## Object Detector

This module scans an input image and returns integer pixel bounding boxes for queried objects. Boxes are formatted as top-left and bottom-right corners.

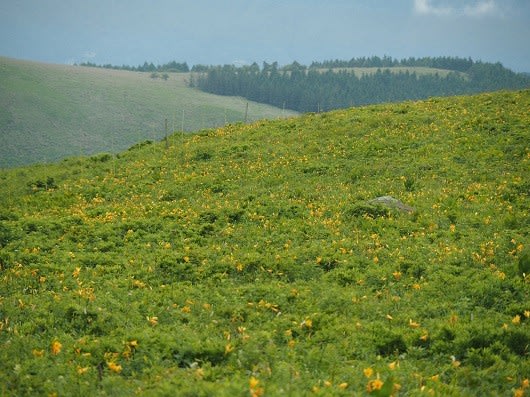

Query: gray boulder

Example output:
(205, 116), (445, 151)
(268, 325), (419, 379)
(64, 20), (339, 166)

(367, 196), (415, 213)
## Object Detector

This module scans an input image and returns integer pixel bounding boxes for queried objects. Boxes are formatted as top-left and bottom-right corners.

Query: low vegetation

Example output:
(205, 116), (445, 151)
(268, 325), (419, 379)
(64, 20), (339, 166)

(0, 90), (528, 396)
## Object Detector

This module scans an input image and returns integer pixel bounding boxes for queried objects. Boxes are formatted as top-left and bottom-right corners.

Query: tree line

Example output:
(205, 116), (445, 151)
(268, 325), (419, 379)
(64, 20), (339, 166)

(191, 56), (530, 112)
(78, 60), (189, 73)
(309, 55), (475, 72)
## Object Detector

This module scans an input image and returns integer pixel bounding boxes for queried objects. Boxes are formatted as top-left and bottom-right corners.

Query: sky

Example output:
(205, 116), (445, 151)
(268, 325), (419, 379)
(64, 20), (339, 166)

(1, 0), (529, 72)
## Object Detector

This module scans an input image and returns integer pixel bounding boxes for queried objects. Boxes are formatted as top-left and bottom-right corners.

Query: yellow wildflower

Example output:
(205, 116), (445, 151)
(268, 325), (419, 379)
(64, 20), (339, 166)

(363, 367), (374, 378)
(249, 376), (260, 389)
(132, 279), (146, 288)
(250, 387), (264, 397)
(409, 319), (420, 328)
(32, 349), (45, 357)
(51, 341), (62, 355)
(77, 366), (89, 375)
(366, 378), (384, 392)
(107, 361), (122, 373)
(512, 315), (521, 325)
(249, 376), (264, 397)
(195, 367), (204, 379)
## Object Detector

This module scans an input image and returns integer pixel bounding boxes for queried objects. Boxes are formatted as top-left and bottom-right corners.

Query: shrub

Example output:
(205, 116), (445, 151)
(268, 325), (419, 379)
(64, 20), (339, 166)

(27, 176), (57, 192)
(344, 203), (389, 219)
(90, 153), (112, 162)
(517, 246), (530, 276)
(0, 223), (14, 248)
(376, 331), (407, 356)
(504, 330), (530, 356)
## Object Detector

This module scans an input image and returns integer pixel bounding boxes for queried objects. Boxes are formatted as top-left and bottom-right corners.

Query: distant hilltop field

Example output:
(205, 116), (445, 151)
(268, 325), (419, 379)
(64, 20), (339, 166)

(0, 57), (297, 168)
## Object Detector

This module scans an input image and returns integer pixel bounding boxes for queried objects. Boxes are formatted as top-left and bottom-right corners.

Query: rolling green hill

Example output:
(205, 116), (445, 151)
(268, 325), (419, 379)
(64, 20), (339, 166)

(0, 57), (297, 168)
(0, 90), (529, 396)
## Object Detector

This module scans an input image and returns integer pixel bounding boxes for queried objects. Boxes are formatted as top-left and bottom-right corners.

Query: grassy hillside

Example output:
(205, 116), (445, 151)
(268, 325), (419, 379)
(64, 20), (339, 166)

(0, 90), (529, 396)
(0, 57), (297, 168)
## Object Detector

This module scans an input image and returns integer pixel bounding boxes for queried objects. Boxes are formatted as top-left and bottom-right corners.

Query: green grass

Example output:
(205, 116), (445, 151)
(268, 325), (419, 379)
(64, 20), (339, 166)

(313, 66), (467, 78)
(0, 57), (297, 168)
(0, 90), (528, 396)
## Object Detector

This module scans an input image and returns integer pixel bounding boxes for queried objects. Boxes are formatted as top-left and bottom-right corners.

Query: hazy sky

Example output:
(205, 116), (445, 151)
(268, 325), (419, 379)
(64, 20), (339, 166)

(1, 0), (529, 72)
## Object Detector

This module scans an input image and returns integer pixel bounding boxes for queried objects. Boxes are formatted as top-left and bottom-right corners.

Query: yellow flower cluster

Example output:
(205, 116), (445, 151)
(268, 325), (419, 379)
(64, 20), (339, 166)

(249, 377), (264, 397)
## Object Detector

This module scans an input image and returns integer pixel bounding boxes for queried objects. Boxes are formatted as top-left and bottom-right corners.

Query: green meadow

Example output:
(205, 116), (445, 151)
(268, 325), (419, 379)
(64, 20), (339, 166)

(0, 90), (528, 396)
(314, 66), (467, 78)
(0, 57), (297, 168)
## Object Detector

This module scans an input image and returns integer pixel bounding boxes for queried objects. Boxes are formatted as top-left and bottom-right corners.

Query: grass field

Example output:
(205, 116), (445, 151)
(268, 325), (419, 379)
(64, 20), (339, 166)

(312, 66), (467, 78)
(0, 57), (297, 168)
(0, 89), (528, 396)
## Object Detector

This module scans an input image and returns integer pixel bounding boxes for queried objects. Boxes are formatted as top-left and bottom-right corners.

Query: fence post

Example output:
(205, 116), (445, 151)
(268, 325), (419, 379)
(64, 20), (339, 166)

(165, 118), (168, 149)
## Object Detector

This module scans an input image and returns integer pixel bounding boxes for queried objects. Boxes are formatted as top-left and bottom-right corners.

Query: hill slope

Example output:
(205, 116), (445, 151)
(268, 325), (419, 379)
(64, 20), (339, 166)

(0, 57), (297, 168)
(0, 90), (529, 396)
